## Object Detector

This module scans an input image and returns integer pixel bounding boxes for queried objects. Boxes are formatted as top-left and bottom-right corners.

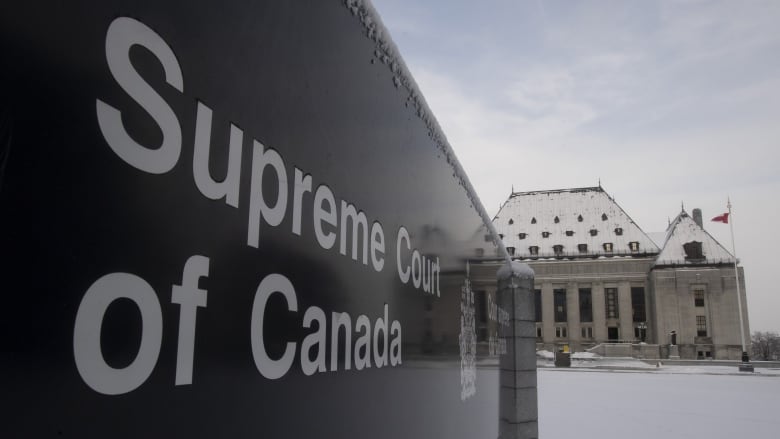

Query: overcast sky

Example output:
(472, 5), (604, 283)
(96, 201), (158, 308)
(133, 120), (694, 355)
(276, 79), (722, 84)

(371, 0), (780, 333)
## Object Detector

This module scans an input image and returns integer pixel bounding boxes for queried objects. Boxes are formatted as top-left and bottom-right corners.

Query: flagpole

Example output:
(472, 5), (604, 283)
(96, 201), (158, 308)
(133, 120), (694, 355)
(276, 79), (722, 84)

(727, 199), (751, 369)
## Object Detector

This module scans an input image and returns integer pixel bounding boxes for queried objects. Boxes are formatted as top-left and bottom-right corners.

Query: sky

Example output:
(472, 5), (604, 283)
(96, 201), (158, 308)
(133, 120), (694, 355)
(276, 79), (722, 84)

(371, 0), (780, 333)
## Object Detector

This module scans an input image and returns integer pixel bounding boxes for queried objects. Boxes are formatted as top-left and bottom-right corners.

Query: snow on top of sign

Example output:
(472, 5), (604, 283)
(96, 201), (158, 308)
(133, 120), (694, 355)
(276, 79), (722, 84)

(653, 211), (735, 266)
(497, 260), (534, 280)
(344, 0), (510, 262)
(493, 187), (660, 259)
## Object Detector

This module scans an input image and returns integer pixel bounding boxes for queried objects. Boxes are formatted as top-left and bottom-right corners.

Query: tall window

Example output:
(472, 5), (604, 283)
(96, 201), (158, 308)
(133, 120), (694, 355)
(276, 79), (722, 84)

(529, 246), (539, 256)
(694, 289), (705, 307)
(696, 316), (707, 336)
(534, 289), (542, 322)
(579, 288), (593, 323)
(506, 246), (515, 257)
(605, 288), (619, 318)
(554, 289), (567, 322)
(553, 245), (564, 256)
(631, 287), (646, 322)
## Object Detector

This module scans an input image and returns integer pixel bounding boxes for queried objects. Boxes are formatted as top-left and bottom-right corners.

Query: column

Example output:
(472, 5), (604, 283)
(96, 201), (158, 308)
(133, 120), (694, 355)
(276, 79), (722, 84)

(592, 282), (607, 342)
(618, 281), (633, 342)
(566, 282), (580, 351)
(541, 283), (554, 345)
(497, 262), (538, 439)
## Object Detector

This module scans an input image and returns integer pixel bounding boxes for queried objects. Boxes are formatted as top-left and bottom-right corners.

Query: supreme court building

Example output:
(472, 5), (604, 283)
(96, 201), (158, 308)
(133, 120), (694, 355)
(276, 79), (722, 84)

(468, 186), (749, 360)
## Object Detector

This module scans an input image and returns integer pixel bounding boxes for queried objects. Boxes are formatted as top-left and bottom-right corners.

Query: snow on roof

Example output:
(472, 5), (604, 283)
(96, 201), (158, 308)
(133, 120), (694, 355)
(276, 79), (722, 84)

(493, 187), (660, 259)
(654, 211), (736, 266)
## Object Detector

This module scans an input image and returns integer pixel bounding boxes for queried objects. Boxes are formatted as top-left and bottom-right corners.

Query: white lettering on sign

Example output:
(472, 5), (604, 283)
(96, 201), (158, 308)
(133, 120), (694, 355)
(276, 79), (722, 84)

(74, 256), (211, 395)
(73, 272), (163, 395)
(250, 273), (402, 379)
(75, 15), (468, 394)
(396, 226), (440, 296)
(96, 17), (183, 174)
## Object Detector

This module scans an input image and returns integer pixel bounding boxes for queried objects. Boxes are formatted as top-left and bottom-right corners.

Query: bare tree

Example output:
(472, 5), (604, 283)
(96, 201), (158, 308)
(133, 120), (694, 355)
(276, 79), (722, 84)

(751, 331), (780, 361)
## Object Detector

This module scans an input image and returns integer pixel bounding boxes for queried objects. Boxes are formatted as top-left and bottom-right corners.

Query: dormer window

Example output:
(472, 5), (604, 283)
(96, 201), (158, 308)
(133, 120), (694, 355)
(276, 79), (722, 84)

(506, 246), (516, 257)
(577, 215), (583, 222)
(601, 213), (608, 221)
(565, 230), (574, 237)
(531, 217), (537, 224)
(553, 245), (564, 256)
(589, 229), (598, 236)
(577, 244), (588, 253)
(508, 219), (514, 225)
(542, 231), (550, 238)
(529, 246), (539, 256)
(603, 242), (613, 252)
(683, 241), (704, 260)
(614, 227), (623, 236)
(518, 233), (527, 240)
(554, 216), (560, 224)
(628, 241), (639, 252)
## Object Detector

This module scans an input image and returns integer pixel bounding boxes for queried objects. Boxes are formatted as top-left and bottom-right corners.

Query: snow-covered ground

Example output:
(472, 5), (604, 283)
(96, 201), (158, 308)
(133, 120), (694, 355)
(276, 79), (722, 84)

(538, 366), (780, 438)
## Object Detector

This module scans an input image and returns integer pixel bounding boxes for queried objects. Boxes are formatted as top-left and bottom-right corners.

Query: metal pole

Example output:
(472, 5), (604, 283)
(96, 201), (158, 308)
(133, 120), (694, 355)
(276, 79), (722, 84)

(727, 199), (748, 359)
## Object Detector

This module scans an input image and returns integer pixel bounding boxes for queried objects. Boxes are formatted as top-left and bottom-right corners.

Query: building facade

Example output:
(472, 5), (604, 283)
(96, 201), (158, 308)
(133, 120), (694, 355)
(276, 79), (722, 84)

(469, 187), (749, 360)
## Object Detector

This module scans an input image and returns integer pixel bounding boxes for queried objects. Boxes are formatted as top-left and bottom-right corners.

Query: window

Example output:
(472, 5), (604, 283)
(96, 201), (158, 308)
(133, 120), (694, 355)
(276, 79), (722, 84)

(605, 288), (619, 318)
(498, 234), (504, 239)
(506, 246), (515, 256)
(475, 248), (485, 257)
(684, 241), (704, 260)
(696, 316), (707, 336)
(631, 287), (646, 322)
(529, 246), (539, 256)
(534, 289), (542, 322)
(628, 241), (639, 252)
(577, 215), (583, 222)
(614, 227), (623, 235)
(508, 218), (514, 225)
(579, 288), (593, 322)
(542, 231), (550, 238)
(581, 327), (593, 339)
(589, 229), (598, 236)
(694, 289), (705, 307)
(555, 326), (568, 338)
(554, 216), (560, 223)
(531, 217), (537, 224)
(577, 243), (588, 253)
(565, 230), (574, 236)
(554, 289), (567, 322)
(536, 327), (543, 338)
(603, 242), (613, 252)
(553, 245), (564, 256)
(518, 233), (527, 240)
(601, 213), (608, 221)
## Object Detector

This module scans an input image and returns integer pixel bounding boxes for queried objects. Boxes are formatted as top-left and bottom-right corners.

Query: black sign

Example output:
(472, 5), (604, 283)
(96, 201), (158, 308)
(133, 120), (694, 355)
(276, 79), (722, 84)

(0, 1), (502, 437)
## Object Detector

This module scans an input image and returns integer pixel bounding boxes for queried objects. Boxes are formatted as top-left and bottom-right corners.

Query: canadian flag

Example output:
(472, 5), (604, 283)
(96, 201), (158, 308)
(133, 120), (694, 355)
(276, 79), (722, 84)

(711, 213), (729, 223)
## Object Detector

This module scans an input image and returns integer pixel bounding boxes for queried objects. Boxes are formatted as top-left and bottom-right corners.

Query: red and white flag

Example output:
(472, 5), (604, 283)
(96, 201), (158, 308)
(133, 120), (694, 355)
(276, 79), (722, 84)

(711, 212), (729, 223)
